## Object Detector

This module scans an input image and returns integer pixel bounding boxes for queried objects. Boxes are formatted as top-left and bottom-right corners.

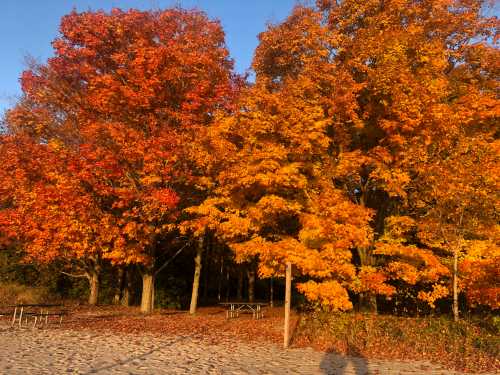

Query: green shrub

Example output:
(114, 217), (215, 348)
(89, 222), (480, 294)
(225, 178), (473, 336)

(154, 288), (182, 309)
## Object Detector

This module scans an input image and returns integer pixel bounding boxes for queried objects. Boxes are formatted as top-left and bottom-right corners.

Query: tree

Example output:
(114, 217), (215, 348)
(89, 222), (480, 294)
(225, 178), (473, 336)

(243, 0), (498, 311)
(5, 8), (237, 313)
(180, 0), (500, 313)
(0, 136), (118, 304)
(412, 136), (499, 318)
(186, 76), (376, 310)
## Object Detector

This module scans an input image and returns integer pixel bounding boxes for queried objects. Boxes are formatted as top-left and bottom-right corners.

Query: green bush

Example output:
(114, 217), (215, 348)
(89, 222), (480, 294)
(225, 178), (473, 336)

(154, 288), (182, 309)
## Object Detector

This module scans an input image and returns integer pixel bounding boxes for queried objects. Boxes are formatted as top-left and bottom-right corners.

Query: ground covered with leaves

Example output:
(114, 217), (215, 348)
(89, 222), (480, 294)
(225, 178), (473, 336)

(294, 312), (499, 374)
(15, 305), (496, 374)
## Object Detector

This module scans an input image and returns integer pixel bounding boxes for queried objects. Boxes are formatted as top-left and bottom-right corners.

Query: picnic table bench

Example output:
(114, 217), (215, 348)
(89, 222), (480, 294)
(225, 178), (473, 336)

(220, 302), (267, 319)
(7, 304), (68, 327)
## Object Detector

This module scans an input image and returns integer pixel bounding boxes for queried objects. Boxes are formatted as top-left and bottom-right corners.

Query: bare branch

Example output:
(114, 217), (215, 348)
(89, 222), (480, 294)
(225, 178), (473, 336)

(61, 271), (89, 279)
(154, 240), (192, 277)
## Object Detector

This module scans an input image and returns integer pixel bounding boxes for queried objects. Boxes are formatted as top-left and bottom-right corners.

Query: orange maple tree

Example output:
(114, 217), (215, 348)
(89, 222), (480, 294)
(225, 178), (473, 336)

(5, 8), (237, 312)
(0, 135), (121, 304)
(187, 0), (498, 312)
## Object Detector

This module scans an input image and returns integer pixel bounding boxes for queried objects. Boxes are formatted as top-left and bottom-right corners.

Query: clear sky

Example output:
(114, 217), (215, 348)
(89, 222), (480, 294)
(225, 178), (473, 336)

(1, 1), (498, 116)
(0, 0), (299, 115)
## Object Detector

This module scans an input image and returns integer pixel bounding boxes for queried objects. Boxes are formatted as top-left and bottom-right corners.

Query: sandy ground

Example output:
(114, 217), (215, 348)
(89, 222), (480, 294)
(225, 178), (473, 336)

(0, 322), (483, 375)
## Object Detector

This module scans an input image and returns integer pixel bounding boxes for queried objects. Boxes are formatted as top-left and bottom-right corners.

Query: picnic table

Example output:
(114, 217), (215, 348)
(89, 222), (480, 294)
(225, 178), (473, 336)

(220, 302), (267, 319)
(7, 304), (67, 327)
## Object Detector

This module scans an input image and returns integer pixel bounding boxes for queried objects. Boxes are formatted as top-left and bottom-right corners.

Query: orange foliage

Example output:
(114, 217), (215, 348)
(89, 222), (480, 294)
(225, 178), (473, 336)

(4, 8), (236, 272)
(2, 1), (498, 312)
(183, 0), (499, 310)
(297, 280), (353, 311)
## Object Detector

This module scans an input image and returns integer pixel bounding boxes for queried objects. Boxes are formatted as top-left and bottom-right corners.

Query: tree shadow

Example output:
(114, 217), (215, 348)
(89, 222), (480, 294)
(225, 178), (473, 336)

(59, 313), (131, 325)
(320, 343), (369, 375)
(80, 335), (192, 374)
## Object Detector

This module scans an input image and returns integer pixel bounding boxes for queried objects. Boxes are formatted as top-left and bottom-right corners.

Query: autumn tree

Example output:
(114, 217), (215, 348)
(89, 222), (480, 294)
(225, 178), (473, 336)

(0, 136), (119, 304)
(249, 0), (497, 311)
(5, 8), (237, 313)
(185, 79), (376, 311)
(407, 80), (499, 315)
(3, 1), (497, 316)
(186, 0), (499, 313)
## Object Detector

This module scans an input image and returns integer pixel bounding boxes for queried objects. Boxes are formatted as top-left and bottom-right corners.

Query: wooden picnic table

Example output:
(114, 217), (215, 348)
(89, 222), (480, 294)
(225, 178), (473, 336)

(220, 302), (267, 319)
(7, 304), (67, 327)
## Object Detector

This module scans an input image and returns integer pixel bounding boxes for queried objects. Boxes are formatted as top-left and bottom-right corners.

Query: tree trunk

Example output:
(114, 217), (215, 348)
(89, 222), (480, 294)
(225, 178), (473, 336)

(121, 267), (132, 307)
(225, 268), (230, 302)
(358, 293), (377, 313)
(284, 262), (292, 349)
(140, 270), (155, 314)
(113, 267), (125, 305)
(189, 237), (204, 314)
(237, 269), (243, 300)
(357, 247), (377, 313)
(453, 246), (459, 322)
(202, 236), (210, 304)
(270, 277), (274, 308)
(217, 255), (223, 302)
(247, 268), (255, 302)
(88, 270), (99, 305)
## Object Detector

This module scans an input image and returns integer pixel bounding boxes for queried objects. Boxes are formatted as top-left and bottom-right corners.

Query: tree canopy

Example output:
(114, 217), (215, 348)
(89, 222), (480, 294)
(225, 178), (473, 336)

(1, 1), (498, 314)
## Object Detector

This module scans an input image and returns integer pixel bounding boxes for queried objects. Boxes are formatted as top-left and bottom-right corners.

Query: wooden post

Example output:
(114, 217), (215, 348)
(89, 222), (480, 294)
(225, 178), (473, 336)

(19, 307), (24, 328)
(284, 261), (292, 349)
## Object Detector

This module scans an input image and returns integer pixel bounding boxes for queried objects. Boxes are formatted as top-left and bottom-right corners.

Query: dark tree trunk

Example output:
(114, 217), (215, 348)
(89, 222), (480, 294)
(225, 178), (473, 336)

(237, 269), (244, 300)
(270, 277), (274, 307)
(113, 266), (125, 305)
(225, 268), (230, 302)
(247, 268), (255, 302)
(357, 247), (377, 313)
(121, 266), (132, 307)
(453, 245), (459, 322)
(202, 236), (211, 304)
(217, 254), (224, 302)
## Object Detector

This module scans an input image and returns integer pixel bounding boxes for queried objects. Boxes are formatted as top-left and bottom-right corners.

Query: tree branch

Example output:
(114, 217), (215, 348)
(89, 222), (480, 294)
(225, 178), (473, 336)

(61, 271), (89, 279)
(154, 240), (192, 277)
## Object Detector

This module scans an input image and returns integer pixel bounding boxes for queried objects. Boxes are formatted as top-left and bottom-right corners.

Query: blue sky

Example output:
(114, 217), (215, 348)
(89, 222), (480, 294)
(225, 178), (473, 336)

(0, 1), (498, 116)
(0, 0), (299, 115)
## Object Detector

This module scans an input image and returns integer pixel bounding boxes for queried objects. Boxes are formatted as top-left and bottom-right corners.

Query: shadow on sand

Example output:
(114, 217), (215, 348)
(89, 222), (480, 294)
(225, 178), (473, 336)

(319, 343), (369, 375)
(80, 335), (192, 374)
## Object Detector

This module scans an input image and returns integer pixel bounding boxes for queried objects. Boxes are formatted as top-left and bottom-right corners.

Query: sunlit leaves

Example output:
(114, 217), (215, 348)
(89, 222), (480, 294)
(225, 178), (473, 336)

(3, 8), (237, 272)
